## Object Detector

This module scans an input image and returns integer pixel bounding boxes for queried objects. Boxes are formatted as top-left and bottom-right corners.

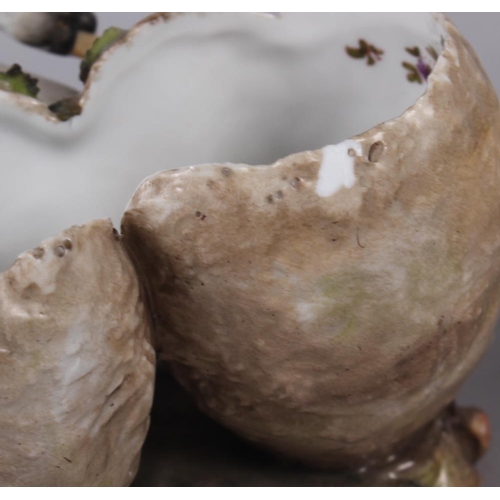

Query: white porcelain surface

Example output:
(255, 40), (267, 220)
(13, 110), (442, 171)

(0, 13), (441, 271)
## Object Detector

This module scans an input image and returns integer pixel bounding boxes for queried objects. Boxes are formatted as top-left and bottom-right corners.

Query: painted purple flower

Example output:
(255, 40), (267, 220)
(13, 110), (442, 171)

(417, 57), (432, 81)
(403, 46), (436, 84)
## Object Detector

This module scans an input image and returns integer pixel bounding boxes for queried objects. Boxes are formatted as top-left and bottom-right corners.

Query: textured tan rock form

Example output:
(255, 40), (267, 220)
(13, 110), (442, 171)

(122, 16), (500, 468)
(0, 220), (155, 486)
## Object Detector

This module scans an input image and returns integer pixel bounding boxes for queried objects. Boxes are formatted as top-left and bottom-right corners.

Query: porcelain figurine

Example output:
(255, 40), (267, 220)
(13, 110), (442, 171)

(0, 13), (498, 486)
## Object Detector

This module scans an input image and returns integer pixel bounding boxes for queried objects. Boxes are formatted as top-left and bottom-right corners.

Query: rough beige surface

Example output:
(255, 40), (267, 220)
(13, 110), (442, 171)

(123, 16), (500, 468)
(0, 219), (155, 486)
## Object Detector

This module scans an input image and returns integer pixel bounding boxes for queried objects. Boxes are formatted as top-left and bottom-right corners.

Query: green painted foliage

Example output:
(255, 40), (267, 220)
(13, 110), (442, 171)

(80, 27), (126, 83)
(0, 64), (40, 98)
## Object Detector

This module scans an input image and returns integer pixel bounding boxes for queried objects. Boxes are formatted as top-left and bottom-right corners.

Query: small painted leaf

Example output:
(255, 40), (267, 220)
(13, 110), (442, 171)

(407, 72), (422, 84)
(402, 62), (423, 84)
(402, 62), (416, 71)
(405, 46), (420, 57)
(346, 39), (384, 64)
(80, 27), (126, 83)
(48, 95), (82, 122)
(370, 45), (384, 56)
(0, 64), (39, 98)
(346, 46), (365, 58)
(426, 45), (439, 61)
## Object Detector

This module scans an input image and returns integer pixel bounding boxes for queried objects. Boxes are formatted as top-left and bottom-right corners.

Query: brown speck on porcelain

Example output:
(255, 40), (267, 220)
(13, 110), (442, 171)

(368, 141), (385, 162)
(32, 247), (45, 259)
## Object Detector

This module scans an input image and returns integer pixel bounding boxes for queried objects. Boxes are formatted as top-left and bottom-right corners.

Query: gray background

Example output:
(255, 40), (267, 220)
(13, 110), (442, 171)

(1, 13), (499, 486)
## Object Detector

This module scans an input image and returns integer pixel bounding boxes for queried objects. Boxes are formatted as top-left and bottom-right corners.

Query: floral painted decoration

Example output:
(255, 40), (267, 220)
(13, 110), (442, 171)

(402, 46), (438, 84)
(345, 39), (439, 85)
(345, 39), (384, 65)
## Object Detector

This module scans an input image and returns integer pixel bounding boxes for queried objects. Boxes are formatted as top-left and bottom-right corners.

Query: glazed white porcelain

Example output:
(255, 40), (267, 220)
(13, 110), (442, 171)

(0, 13), (441, 271)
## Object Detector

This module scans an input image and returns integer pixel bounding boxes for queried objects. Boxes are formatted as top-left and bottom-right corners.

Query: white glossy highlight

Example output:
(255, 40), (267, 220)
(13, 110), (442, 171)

(316, 140), (362, 197)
